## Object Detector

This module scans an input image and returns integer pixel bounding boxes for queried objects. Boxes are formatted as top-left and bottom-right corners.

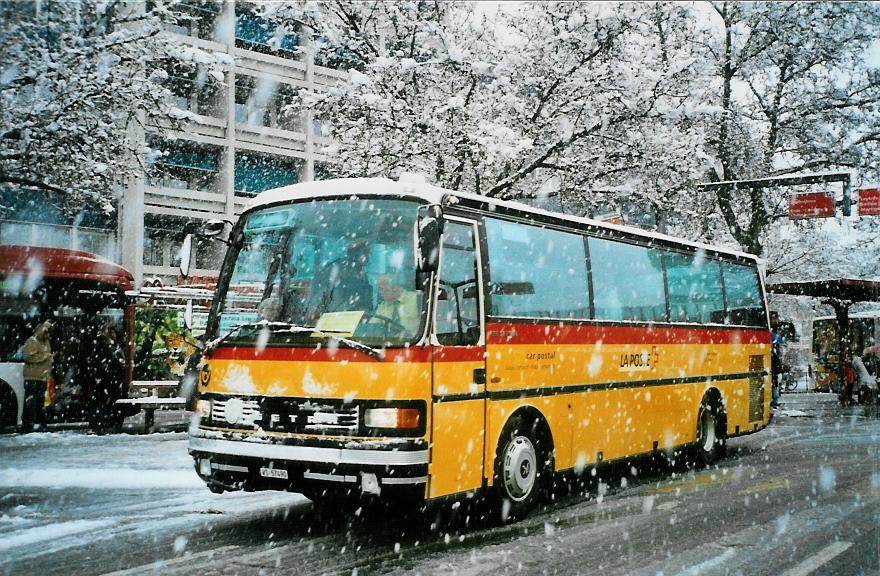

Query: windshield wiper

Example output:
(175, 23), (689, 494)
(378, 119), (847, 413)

(207, 320), (313, 352)
(208, 319), (384, 361)
(321, 334), (384, 361)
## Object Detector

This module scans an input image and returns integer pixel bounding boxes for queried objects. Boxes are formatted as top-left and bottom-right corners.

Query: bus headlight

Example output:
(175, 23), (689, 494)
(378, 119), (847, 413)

(364, 407), (421, 429)
(197, 399), (212, 419)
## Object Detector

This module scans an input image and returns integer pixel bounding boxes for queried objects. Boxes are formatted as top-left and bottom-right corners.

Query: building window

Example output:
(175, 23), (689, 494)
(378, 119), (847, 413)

(161, 60), (224, 118)
(314, 162), (336, 181)
(143, 229), (165, 266)
(235, 76), (267, 127)
(234, 7), (298, 56)
(313, 36), (363, 71)
(146, 140), (221, 193)
(169, 1), (222, 40)
(234, 153), (301, 197)
(235, 76), (300, 131)
(274, 84), (301, 131)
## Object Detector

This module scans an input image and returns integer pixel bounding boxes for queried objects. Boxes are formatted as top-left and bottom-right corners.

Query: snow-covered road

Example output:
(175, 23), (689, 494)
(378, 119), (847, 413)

(1, 394), (877, 576)
(0, 432), (307, 573)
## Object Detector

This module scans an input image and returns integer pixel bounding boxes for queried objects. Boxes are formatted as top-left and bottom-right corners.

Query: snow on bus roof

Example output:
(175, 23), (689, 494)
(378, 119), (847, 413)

(250, 177), (761, 263)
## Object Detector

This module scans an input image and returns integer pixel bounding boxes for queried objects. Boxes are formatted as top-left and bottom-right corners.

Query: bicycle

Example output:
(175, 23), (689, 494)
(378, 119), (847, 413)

(781, 368), (800, 392)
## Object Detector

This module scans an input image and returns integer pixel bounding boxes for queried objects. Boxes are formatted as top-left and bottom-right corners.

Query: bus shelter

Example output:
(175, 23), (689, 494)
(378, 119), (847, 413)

(766, 278), (880, 396)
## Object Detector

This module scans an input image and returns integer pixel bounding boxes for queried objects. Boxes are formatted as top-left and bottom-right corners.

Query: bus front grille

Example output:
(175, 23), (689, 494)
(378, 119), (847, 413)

(207, 396), (360, 435)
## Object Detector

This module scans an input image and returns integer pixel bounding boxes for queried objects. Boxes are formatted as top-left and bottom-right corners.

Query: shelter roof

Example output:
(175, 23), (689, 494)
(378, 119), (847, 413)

(766, 278), (880, 303)
(0, 245), (133, 292)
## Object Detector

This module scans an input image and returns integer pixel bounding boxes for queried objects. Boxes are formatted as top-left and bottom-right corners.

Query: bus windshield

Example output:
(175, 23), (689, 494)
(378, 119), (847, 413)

(216, 198), (426, 348)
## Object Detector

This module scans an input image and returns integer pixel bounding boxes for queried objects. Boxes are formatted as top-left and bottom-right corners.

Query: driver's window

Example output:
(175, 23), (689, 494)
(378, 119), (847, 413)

(435, 221), (481, 346)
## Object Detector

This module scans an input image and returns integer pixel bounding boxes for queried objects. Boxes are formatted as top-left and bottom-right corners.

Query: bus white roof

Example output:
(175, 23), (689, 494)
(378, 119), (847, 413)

(250, 177), (762, 263)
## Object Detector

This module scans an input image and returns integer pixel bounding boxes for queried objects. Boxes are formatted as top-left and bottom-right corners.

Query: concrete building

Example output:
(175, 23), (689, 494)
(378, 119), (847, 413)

(0, 1), (344, 287)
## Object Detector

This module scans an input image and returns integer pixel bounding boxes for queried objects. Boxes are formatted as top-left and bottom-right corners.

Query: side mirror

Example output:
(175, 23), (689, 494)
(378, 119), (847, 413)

(183, 299), (193, 330)
(202, 219), (227, 238)
(416, 204), (444, 275)
(179, 234), (193, 278)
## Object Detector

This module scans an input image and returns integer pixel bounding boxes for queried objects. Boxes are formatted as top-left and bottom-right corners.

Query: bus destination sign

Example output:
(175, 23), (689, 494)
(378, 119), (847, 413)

(788, 191), (835, 219)
(858, 188), (880, 216)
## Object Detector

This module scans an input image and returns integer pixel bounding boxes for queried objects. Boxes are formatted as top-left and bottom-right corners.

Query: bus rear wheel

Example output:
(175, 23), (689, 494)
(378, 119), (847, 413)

(695, 398), (727, 467)
(492, 415), (550, 523)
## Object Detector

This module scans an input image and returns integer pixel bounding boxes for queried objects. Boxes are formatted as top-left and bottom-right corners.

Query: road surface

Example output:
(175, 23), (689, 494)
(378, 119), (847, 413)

(1, 393), (877, 575)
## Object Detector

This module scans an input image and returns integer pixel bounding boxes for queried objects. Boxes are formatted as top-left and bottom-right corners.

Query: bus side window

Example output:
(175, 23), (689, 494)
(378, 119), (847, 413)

(435, 222), (480, 346)
(665, 251), (724, 324)
(484, 218), (589, 320)
(589, 237), (665, 322)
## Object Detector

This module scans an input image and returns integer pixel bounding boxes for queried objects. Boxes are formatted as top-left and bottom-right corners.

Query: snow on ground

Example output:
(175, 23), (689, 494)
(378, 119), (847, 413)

(777, 409), (811, 417)
(0, 431), (307, 566)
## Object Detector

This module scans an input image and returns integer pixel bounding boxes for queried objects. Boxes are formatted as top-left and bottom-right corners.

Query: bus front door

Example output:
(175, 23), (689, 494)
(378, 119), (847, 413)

(429, 219), (486, 499)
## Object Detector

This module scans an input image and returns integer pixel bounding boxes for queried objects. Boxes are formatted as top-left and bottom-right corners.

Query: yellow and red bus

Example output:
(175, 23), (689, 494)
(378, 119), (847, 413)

(188, 176), (771, 520)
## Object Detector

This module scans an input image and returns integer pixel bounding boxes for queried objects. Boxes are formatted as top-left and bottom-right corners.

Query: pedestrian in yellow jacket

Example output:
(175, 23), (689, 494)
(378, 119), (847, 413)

(23, 320), (53, 431)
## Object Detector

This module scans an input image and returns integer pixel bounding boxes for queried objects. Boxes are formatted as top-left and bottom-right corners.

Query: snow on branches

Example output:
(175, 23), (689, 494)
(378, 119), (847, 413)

(0, 0), (224, 215)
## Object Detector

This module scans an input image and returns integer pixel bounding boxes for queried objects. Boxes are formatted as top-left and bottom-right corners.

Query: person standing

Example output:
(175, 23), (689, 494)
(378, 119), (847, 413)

(22, 320), (53, 432)
(89, 323), (126, 432)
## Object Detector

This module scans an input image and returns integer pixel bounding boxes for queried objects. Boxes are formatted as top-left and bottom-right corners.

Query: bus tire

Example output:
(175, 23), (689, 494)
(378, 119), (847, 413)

(492, 414), (551, 523)
(695, 396), (727, 468)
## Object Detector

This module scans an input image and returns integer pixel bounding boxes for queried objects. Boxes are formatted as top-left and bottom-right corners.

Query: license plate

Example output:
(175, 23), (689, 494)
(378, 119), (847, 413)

(259, 467), (288, 480)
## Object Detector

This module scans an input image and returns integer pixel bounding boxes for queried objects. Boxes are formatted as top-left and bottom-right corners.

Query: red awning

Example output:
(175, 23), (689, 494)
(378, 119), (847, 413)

(0, 245), (133, 292)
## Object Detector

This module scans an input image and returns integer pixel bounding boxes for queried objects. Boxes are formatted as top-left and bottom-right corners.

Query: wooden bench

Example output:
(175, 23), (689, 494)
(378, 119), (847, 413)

(115, 396), (187, 433)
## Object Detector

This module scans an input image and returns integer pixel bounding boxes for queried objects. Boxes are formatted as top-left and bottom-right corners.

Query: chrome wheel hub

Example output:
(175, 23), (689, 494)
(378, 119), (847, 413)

(502, 436), (537, 501)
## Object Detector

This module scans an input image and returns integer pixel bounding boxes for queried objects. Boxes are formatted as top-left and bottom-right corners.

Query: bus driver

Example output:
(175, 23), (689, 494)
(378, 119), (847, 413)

(374, 275), (420, 336)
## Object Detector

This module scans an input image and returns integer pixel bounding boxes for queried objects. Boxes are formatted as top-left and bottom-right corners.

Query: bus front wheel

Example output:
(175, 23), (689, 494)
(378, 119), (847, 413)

(695, 398), (727, 467)
(492, 415), (550, 523)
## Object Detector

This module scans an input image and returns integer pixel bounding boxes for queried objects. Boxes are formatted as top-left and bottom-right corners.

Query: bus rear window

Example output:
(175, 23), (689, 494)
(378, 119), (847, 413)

(722, 262), (765, 327)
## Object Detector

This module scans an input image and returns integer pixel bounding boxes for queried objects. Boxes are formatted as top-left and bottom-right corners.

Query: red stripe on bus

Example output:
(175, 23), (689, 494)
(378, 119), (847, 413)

(210, 346), (482, 363)
(211, 346), (432, 362)
(433, 346), (485, 362)
(485, 322), (769, 346)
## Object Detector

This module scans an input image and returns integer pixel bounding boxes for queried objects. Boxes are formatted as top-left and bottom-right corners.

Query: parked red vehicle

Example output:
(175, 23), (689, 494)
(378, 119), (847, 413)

(0, 245), (135, 430)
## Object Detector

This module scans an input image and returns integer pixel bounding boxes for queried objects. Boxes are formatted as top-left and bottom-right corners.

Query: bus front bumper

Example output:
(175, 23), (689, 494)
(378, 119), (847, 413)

(188, 430), (428, 495)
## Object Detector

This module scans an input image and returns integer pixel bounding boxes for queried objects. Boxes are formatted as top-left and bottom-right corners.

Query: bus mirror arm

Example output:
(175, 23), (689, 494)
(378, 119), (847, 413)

(183, 299), (193, 330)
(179, 234), (193, 278)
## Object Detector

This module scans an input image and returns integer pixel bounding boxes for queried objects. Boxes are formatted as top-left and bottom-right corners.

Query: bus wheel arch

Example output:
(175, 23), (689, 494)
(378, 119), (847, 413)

(491, 407), (555, 523)
(695, 388), (727, 467)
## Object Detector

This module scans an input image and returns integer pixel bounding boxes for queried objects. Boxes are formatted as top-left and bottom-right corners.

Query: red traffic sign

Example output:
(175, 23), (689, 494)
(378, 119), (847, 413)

(858, 188), (880, 216)
(789, 192), (835, 219)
